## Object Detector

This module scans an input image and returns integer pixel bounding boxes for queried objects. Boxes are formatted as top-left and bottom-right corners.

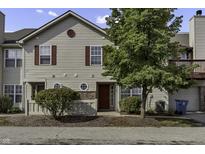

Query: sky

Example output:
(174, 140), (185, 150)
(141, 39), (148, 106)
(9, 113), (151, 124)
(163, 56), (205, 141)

(0, 8), (204, 32)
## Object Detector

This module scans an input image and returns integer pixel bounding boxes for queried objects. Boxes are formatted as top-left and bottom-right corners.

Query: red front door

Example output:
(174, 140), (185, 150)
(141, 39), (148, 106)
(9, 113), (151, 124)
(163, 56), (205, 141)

(98, 84), (110, 110)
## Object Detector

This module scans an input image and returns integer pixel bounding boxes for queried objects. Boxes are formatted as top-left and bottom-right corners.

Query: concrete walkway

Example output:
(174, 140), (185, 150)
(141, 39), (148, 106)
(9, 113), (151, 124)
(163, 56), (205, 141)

(1, 127), (205, 144)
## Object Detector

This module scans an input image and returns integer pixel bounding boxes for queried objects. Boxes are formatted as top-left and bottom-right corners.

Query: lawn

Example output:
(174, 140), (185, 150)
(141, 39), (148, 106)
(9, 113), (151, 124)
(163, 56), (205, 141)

(0, 115), (203, 127)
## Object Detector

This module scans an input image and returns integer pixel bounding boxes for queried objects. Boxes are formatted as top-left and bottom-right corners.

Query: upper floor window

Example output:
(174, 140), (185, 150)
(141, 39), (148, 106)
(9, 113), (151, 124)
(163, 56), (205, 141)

(4, 49), (22, 68)
(90, 46), (102, 65)
(40, 46), (51, 65)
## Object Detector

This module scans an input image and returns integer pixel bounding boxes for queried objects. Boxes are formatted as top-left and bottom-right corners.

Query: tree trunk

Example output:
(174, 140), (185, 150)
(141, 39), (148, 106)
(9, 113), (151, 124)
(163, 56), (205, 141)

(140, 85), (147, 119)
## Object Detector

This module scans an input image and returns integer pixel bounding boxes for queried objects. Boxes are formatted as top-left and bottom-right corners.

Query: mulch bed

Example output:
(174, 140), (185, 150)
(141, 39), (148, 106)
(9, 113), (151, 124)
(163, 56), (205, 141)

(0, 115), (202, 127)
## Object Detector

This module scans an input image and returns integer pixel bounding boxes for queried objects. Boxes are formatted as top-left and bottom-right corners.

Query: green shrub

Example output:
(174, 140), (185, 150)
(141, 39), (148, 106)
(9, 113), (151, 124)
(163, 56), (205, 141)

(9, 107), (22, 114)
(120, 96), (141, 114)
(0, 95), (13, 113)
(35, 87), (80, 119)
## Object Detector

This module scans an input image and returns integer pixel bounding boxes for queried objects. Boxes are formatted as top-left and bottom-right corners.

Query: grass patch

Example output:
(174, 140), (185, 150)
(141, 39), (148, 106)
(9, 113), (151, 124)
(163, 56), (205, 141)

(0, 117), (10, 126)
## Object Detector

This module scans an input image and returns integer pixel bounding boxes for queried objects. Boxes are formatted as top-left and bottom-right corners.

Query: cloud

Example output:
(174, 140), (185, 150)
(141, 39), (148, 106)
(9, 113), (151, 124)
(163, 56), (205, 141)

(5, 30), (14, 33)
(96, 15), (109, 24)
(48, 11), (58, 17)
(36, 9), (44, 14)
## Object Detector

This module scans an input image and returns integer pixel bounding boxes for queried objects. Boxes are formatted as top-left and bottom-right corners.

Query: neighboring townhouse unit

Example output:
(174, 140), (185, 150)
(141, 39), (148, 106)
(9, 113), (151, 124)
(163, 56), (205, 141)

(169, 10), (205, 112)
(0, 10), (205, 115)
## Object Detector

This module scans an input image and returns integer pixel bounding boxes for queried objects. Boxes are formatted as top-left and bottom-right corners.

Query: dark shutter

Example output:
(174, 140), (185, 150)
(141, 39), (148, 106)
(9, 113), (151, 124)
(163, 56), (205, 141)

(52, 45), (57, 65)
(85, 46), (90, 66)
(34, 45), (39, 65)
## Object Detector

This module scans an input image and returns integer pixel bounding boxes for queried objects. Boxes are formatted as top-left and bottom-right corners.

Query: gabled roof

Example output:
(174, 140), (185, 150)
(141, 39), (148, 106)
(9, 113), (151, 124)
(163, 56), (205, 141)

(4, 28), (36, 44)
(18, 10), (107, 43)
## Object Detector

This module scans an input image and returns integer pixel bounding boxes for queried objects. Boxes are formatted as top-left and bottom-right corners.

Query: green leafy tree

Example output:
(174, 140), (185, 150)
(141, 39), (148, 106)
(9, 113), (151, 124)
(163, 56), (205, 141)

(103, 9), (196, 118)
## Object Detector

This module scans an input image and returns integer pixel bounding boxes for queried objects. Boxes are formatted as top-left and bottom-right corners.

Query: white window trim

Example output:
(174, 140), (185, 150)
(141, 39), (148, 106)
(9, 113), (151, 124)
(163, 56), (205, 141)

(90, 45), (103, 66)
(39, 45), (52, 65)
(121, 87), (142, 97)
(79, 82), (89, 91)
(4, 49), (22, 68)
(3, 84), (22, 104)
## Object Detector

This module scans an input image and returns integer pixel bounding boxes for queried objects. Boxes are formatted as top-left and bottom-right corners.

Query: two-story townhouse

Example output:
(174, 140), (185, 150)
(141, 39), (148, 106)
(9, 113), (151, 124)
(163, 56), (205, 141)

(2, 10), (205, 115)
(0, 10), (168, 115)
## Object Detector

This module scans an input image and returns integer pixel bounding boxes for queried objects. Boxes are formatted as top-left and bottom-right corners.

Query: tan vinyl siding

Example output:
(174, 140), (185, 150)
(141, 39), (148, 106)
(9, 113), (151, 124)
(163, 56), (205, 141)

(2, 49), (22, 85)
(23, 16), (113, 91)
(172, 33), (189, 46)
(0, 12), (4, 44)
(0, 48), (3, 95)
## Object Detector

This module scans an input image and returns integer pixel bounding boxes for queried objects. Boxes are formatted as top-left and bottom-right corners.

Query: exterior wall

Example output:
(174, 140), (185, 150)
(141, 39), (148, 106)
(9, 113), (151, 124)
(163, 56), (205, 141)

(0, 12), (5, 95)
(0, 12), (4, 44)
(189, 17), (195, 50)
(2, 48), (22, 84)
(172, 33), (189, 46)
(146, 88), (169, 111)
(189, 16), (205, 59)
(79, 91), (96, 100)
(2, 48), (23, 108)
(23, 16), (113, 95)
(169, 87), (199, 112)
(0, 47), (2, 95)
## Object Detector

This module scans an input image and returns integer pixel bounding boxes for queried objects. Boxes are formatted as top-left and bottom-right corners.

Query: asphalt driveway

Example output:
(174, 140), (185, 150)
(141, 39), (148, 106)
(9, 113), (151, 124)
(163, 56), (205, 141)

(1, 127), (205, 144)
(184, 112), (205, 124)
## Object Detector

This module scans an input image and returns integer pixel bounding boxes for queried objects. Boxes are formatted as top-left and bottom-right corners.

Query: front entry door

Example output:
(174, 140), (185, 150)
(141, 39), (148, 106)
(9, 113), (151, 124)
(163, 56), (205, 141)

(98, 84), (110, 110)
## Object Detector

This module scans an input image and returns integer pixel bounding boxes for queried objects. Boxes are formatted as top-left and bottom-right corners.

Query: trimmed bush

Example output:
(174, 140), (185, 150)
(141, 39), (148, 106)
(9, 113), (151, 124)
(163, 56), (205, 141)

(9, 107), (22, 114)
(120, 96), (141, 114)
(0, 95), (13, 113)
(35, 87), (80, 119)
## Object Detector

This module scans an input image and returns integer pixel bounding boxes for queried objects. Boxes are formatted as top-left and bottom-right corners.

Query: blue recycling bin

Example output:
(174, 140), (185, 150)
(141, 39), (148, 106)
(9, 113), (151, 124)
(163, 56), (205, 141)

(175, 99), (188, 115)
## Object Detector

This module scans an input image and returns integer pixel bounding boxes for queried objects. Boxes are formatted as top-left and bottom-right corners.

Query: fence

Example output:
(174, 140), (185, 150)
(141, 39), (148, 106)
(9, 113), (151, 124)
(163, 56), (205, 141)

(25, 99), (98, 116)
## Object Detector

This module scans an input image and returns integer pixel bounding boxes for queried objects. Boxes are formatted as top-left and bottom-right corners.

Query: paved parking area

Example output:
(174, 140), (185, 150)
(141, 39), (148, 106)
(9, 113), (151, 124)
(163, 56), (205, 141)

(184, 112), (205, 124)
(1, 127), (205, 145)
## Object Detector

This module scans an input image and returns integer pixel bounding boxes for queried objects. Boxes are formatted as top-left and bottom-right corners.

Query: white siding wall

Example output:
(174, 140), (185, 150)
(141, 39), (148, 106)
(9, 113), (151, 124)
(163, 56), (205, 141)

(146, 88), (169, 111)
(23, 16), (113, 92)
(190, 16), (205, 59)
(169, 87), (199, 112)
(189, 17), (195, 49)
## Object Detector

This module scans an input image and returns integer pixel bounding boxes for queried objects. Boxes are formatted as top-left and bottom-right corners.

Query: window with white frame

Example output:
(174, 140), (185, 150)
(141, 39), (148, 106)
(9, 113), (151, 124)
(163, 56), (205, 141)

(40, 46), (51, 65)
(180, 52), (188, 60)
(80, 83), (88, 91)
(90, 46), (102, 65)
(5, 49), (22, 67)
(4, 85), (22, 104)
(121, 87), (142, 99)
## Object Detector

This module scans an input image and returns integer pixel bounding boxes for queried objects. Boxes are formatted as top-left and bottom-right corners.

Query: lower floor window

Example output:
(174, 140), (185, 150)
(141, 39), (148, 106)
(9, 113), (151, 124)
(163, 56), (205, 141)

(121, 86), (142, 99)
(4, 85), (22, 104)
